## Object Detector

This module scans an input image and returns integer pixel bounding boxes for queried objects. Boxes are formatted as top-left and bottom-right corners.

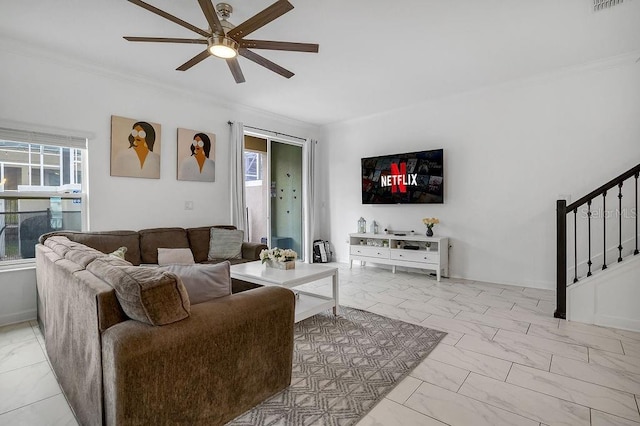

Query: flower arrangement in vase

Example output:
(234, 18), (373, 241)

(422, 217), (439, 237)
(260, 248), (298, 270)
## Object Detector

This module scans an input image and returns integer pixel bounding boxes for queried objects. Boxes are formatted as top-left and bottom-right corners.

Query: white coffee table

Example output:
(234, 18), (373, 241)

(230, 261), (339, 323)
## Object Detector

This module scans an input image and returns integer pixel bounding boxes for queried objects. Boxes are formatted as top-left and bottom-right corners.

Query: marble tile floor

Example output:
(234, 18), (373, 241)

(1, 263), (639, 426)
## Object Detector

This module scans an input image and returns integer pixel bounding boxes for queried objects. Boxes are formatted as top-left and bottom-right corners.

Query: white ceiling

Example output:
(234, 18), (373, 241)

(1, 0), (639, 125)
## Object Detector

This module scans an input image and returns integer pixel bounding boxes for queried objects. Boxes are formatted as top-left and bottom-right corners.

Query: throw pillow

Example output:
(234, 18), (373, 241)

(208, 228), (243, 260)
(87, 258), (190, 326)
(109, 246), (128, 260)
(159, 262), (232, 305)
(157, 248), (195, 266)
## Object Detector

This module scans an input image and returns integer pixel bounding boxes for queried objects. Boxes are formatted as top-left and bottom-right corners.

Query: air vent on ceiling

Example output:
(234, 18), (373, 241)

(593, 0), (623, 12)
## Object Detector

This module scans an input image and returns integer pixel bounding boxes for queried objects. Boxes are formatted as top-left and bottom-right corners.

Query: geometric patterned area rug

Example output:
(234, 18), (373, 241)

(226, 307), (446, 426)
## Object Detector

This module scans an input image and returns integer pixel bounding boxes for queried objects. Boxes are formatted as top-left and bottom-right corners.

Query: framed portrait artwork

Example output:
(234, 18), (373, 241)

(177, 128), (216, 182)
(110, 115), (161, 179)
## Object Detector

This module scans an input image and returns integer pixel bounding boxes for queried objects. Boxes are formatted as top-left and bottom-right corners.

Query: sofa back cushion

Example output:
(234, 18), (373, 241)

(43, 235), (129, 268)
(87, 258), (191, 326)
(187, 225), (237, 263)
(139, 228), (189, 264)
(40, 231), (142, 265)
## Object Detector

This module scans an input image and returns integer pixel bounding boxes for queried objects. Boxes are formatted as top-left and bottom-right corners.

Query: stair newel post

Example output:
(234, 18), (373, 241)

(618, 182), (623, 262)
(573, 208), (578, 283)
(635, 172), (639, 256)
(587, 199), (592, 277)
(555, 199), (567, 319)
(602, 191), (607, 270)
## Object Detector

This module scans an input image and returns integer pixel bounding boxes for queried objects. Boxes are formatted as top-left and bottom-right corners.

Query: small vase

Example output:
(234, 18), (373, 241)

(426, 227), (434, 237)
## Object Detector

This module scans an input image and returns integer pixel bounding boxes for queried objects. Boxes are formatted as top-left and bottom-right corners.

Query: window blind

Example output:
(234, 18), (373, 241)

(0, 126), (87, 149)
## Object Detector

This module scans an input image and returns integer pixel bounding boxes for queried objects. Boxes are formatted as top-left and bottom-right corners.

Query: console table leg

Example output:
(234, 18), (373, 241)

(349, 259), (352, 269)
(436, 269), (441, 282)
(332, 271), (339, 316)
(392, 265), (396, 274)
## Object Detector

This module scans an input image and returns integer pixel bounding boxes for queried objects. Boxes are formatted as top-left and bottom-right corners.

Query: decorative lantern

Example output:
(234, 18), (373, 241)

(370, 220), (379, 234)
(358, 217), (366, 234)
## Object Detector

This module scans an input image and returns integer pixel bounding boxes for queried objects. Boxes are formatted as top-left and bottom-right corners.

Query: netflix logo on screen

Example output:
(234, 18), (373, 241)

(361, 149), (444, 204)
(380, 163), (417, 193)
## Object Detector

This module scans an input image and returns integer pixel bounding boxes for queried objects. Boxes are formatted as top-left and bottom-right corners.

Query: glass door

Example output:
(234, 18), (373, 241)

(243, 135), (305, 260)
(269, 140), (303, 258)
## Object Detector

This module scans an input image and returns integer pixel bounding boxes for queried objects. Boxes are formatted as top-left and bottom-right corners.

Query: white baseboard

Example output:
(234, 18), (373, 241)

(596, 314), (640, 334)
(0, 309), (36, 327)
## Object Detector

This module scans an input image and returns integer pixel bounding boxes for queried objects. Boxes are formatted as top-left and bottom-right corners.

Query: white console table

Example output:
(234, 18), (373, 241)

(349, 233), (449, 281)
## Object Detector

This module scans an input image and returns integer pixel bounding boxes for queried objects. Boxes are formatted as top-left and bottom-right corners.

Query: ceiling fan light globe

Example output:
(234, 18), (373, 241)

(209, 36), (238, 59)
(210, 45), (236, 58)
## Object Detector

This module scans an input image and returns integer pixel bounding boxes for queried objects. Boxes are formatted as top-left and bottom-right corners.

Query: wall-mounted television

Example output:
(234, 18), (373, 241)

(361, 149), (444, 204)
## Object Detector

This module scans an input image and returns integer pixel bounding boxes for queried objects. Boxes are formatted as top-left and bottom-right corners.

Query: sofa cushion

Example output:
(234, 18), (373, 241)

(187, 225), (237, 263)
(139, 228), (189, 264)
(157, 248), (195, 266)
(202, 258), (252, 266)
(159, 262), (231, 305)
(98, 256), (134, 267)
(40, 231), (142, 265)
(208, 228), (243, 260)
(43, 235), (73, 257)
(65, 248), (104, 268)
(87, 258), (190, 326)
(42, 236), (104, 268)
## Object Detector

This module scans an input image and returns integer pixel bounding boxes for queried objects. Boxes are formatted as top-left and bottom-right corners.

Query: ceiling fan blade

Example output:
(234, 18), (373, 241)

(227, 0), (294, 40)
(239, 48), (294, 79)
(127, 0), (210, 38)
(240, 39), (318, 53)
(124, 36), (208, 45)
(197, 0), (224, 35)
(176, 49), (211, 71)
(226, 58), (246, 83)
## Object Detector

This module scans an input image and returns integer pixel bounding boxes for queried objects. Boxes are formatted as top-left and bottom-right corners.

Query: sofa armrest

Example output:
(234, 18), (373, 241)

(101, 286), (295, 425)
(241, 242), (268, 260)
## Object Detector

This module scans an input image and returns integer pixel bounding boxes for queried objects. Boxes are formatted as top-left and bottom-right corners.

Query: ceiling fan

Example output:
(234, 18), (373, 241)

(123, 0), (319, 83)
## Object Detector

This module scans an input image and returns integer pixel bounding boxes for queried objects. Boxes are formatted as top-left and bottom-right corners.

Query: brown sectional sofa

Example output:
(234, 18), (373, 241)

(39, 225), (266, 266)
(35, 226), (294, 426)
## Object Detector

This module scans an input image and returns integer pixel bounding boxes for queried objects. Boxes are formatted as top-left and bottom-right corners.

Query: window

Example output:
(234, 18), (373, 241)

(0, 124), (88, 264)
(244, 151), (263, 183)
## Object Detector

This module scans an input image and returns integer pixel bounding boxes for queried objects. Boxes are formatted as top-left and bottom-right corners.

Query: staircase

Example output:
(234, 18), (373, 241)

(556, 163), (640, 331)
(566, 253), (640, 331)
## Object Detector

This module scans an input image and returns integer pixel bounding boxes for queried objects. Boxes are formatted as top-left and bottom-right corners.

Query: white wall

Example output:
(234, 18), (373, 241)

(319, 54), (640, 289)
(0, 39), (319, 325)
(0, 268), (36, 325)
(0, 39), (319, 231)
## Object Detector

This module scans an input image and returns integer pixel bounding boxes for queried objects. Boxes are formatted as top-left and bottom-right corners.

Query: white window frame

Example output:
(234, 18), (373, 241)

(0, 119), (92, 267)
(244, 150), (263, 185)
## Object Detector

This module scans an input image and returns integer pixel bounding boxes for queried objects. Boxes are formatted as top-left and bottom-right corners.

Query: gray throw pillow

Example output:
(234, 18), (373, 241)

(159, 262), (232, 305)
(157, 248), (195, 266)
(208, 228), (243, 260)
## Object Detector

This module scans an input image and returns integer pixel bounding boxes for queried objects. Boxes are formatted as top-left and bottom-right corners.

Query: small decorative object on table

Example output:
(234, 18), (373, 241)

(370, 220), (379, 234)
(260, 247), (298, 270)
(358, 217), (367, 234)
(422, 217), (439, 237)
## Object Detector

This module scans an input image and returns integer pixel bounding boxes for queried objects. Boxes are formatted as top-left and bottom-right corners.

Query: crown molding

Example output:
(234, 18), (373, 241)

(328, 49), (640, 128)
(0, 36), (318, 131)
